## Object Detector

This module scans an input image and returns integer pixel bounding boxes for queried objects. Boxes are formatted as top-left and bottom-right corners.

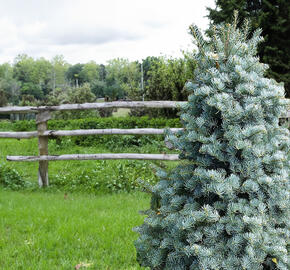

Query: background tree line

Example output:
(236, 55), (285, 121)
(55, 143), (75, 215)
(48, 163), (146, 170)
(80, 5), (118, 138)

(0, 54), (195, 109)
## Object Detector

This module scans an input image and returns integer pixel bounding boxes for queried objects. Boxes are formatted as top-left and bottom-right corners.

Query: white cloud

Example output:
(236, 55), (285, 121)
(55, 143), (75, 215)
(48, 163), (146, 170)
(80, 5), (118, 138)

(0, 0), (215, 64)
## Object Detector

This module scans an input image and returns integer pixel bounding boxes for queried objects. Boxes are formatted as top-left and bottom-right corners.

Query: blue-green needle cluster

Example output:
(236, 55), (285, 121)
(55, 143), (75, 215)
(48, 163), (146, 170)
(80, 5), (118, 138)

(135, 15), (289, 270)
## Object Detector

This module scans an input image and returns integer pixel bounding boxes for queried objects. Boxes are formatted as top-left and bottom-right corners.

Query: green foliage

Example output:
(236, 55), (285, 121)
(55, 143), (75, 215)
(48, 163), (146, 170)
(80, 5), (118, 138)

(0, 63), (20, 105)
(104, 82), (125, 100)
(0, 89), (7, 106)
(207, 0), (290, 97)
(65, 63), (86, 87)
(3, 116), (181, 131)
(65, 61), (101, 89)
(58, 116), (180, 148)
(19, 94), (38, 106)
(80, 61), (100, 83)
(8, 120), (36, 131)
(0, 51), (197, 113)
(91, 80), (106, 97)
(20, 82), (43, 100)
(146, 57), (188, 101)
(51, 55), (69, 90)
(135, 17), (290, 270)
(104, 58), (140, 100)
(13, 54), (53, 101)
(66, 83), (96, 104)
(0, 136), (177, 195)
(121, 61), (142, 100)
(50, 160), (158, 193)
(1, 116), (181, 149)
(0, 120), (13, 130)
(0, 163), (28, 190)
(138, 55), (196, 118)
(46, 83), (100, 119)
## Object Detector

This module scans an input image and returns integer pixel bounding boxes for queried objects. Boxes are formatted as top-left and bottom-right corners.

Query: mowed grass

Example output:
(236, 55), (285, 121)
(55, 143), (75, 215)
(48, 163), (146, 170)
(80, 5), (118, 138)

(0, 134), (177, 269)
(0, 189), (150, 269)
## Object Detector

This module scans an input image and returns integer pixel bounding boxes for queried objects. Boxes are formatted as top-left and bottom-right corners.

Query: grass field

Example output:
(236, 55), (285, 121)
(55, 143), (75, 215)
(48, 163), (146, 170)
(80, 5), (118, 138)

(0, 135), (175, 269)
(0, 189), (150, 269)
(0, 126), (178, 269)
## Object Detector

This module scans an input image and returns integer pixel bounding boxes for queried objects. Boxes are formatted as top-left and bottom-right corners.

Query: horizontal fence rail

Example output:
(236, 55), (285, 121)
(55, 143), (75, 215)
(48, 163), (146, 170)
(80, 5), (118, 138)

(0, 128), (183, 139)
(0, 101), (186, 114)
(0, 131), (38, 139)
(7, 154), (180, 162)
(1, 100), (289, 187)
(1, 100), (289, 116)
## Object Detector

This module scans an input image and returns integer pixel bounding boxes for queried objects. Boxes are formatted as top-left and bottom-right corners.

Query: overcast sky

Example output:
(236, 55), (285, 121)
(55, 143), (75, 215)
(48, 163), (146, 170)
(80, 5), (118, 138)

(0, 0), (215, 64)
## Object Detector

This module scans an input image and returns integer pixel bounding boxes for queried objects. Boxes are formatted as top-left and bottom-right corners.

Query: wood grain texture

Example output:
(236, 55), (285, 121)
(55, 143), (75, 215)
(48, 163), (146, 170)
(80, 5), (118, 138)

(36, 112), (49, 187)
(7, 153), (180, 162)
(0, 101), (185, 113)
(0, 131), (37, 138)
(0, 128), (183, 138)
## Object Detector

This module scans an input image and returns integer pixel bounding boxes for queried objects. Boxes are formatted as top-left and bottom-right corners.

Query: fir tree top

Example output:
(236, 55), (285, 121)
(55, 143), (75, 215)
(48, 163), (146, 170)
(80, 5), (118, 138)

(135, 13), (289, 270)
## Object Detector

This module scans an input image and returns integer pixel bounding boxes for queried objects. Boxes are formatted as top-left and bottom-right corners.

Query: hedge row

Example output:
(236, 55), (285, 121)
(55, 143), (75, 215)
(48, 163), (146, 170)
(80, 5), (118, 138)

(0, 116), (181, 131)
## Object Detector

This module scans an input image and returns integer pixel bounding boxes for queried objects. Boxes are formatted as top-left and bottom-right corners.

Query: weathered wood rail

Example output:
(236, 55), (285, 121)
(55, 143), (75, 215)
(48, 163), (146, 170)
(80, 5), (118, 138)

(0, 101), (186, 113)
(0, 101), (185, 187)
(7, 153), (180, 162)
(1, 100), (289, 187)
(0, 128), (183, 139)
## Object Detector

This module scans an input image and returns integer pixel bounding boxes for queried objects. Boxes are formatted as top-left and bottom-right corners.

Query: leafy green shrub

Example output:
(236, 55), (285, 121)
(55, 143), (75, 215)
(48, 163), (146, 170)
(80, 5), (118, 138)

(1, 116), (181, 131)
(13, 120), (36, 131)
(0, 120), (13, 131)
(0, 163), (29, 190)
(62, 117), (180, 148)
(50, 160), (158, 193)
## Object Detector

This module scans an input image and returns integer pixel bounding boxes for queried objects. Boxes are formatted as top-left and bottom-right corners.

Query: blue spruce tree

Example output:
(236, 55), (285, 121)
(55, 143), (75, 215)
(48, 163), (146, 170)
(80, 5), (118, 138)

(134, 14), (289, 270)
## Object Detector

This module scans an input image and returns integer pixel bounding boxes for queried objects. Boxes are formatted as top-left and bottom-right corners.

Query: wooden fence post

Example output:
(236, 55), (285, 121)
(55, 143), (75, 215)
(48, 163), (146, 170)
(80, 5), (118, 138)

(36, 111), (51, 187)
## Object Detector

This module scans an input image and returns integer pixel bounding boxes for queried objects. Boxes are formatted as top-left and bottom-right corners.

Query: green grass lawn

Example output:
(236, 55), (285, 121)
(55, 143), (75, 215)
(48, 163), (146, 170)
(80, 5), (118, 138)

(0, 133), (178, 269)
(0, 189), (150, 269)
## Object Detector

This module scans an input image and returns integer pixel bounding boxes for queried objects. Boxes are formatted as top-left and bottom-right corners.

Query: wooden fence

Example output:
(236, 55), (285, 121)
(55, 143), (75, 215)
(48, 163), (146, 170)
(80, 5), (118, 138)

(0, 101), (185, 187)
(0, 101), (289, 187)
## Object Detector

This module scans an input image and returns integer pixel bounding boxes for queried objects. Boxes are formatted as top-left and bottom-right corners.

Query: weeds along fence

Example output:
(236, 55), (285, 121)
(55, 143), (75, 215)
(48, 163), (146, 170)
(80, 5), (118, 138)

(0, 101), (185, 187)
(0, 101), (289, 188)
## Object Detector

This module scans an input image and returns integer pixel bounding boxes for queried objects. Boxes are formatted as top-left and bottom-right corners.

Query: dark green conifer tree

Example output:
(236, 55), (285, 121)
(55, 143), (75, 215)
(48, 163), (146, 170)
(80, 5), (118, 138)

(134, 14), (289, 270)
(207, 0), (290, 97)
